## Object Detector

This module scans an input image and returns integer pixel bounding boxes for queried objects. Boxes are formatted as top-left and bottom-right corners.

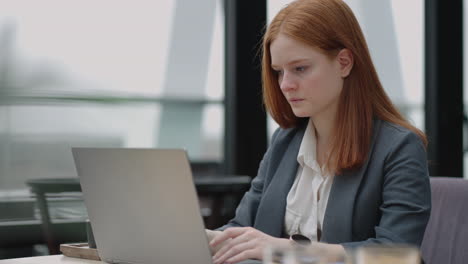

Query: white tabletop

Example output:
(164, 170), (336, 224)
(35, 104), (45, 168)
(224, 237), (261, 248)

(0, 255), (104, 264)
(0, 255), (263, 264)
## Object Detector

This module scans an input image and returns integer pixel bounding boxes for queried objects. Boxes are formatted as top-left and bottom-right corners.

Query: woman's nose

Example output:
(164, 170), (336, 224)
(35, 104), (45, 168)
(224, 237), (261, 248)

(279, 73), (297, 92)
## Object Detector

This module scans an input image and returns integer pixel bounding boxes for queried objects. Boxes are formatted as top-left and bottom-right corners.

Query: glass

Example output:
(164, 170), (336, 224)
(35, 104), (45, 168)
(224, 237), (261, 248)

(287, 247), (326, 264)
(264, 244), (347, 264)
(289, 246), (346, 264)
(354, 245), (420, 264)
(264, 244), (293, 264)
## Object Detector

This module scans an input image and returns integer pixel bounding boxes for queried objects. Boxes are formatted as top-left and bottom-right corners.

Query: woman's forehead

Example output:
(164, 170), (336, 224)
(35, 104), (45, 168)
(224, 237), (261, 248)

(270, 34), (324, 66)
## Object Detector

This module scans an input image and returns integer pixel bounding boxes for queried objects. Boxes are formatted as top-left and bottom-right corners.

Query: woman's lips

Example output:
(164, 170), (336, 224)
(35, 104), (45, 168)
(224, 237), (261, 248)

(289, 98), (304, 103)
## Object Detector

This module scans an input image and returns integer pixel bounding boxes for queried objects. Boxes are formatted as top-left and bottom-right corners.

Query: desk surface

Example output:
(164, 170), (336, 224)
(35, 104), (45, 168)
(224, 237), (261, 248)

(0, 255), (103, 264)
(0, 255), (263, 264)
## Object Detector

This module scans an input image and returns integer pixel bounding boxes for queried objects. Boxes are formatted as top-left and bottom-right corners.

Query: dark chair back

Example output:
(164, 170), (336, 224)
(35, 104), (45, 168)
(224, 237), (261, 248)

(421, 177), (468, 264)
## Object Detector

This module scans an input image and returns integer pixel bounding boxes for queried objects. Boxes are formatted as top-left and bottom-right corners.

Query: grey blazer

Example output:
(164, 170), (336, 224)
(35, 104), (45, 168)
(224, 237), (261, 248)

(219, 119), (431, 249)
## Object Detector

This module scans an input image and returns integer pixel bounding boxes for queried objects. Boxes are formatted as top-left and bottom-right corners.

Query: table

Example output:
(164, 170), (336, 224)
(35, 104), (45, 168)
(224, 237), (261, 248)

(0, 255), (262, 264)
(0, 255), (103, 263)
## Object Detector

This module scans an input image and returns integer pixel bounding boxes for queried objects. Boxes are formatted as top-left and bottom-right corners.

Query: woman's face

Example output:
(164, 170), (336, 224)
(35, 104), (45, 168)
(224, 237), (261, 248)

(270, 33), (345, 119)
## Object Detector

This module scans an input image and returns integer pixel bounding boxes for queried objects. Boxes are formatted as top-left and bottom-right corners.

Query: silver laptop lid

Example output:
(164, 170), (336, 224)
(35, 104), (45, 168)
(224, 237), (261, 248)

(72, 148), (213, 264)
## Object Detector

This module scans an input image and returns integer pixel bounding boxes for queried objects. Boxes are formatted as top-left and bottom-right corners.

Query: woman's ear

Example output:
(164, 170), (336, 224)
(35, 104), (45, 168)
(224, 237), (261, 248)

(337, 48), (354, 78)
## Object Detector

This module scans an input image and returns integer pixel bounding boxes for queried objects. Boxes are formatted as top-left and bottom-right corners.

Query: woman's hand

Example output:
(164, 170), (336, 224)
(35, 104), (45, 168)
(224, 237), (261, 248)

(206, 229), (227, 255)
(210, 227), (291, 264)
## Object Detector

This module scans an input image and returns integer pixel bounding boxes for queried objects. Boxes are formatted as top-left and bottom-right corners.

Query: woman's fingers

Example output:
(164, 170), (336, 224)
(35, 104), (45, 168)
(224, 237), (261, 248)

(213, 230), (251, 260)
(206, 229), (222, 242)
(210, 227), (251, 248)
(213, 239), (256, 264)
(212, 227), (271, 264)
(206, 229), (228, 255)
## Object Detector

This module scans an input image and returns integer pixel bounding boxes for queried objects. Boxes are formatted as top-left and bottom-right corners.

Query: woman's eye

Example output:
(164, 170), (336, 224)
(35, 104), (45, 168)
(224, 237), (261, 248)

(274, 69), (283, 76)
(295, 66), (306, 72)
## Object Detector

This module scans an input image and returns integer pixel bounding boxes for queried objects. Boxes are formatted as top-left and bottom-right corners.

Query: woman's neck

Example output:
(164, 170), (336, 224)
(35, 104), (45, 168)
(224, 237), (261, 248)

(311, 107), (337, 147)
(311, 106), (337, 168)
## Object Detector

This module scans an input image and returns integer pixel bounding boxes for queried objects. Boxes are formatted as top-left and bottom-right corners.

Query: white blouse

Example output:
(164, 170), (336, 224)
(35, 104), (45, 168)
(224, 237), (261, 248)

(284, 119), (334, 242)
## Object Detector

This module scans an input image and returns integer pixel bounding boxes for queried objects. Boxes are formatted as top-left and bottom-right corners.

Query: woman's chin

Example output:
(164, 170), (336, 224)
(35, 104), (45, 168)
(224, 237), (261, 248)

(292, 110), (312, 118)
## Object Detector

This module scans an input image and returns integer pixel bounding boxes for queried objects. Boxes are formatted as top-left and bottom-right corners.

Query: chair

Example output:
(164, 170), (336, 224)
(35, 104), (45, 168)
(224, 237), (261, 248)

(26, 178), (87, 255)
(421, 177), (468, 264)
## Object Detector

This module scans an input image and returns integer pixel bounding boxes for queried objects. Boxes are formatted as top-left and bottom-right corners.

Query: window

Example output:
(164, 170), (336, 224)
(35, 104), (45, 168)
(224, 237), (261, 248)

(0, 0), (225, 191)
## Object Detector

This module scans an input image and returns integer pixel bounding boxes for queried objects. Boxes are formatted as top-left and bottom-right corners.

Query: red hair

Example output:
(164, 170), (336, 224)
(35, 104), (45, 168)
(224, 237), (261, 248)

(262, 0), (427, 174)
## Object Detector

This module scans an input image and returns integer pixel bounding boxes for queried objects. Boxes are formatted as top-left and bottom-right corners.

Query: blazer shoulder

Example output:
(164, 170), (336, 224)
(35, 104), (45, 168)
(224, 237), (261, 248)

(373, 119), (426, 157)
(379, 119), (422, 138)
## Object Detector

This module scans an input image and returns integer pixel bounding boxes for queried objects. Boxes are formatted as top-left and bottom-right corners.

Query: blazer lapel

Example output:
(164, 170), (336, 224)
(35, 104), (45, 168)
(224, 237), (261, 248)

(321, 119), (382, 243)
(254, 127), (306, 237)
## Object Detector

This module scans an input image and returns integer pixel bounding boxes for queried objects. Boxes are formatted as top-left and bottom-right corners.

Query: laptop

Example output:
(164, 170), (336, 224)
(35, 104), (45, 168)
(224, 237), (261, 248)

(72, 148), (213, 264)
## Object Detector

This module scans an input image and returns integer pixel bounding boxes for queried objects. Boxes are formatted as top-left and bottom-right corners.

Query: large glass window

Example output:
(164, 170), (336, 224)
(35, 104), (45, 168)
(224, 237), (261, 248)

(0, 0), (224, 191)
(0, 1), (225, 256)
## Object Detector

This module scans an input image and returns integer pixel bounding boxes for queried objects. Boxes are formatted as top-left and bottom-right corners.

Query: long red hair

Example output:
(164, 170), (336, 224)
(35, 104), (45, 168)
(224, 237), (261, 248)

(262, 0), (427, 174)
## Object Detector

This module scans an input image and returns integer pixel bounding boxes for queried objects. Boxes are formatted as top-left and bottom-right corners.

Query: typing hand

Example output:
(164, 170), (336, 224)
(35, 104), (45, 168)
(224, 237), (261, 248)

(210, 227), (290, 264)
(206, 229), (228, 255)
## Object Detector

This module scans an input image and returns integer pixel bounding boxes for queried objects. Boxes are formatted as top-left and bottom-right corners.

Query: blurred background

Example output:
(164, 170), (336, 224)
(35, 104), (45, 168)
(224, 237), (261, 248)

(0, 0), (465, 260)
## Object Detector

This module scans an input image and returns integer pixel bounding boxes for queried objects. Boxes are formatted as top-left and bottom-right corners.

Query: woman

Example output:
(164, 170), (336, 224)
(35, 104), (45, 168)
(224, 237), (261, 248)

(209, 0), (431, 263)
